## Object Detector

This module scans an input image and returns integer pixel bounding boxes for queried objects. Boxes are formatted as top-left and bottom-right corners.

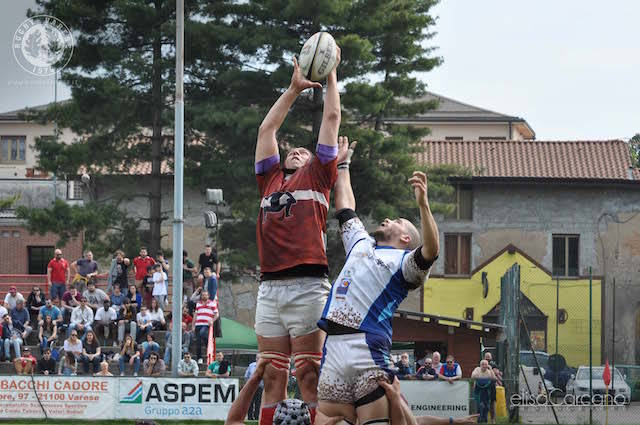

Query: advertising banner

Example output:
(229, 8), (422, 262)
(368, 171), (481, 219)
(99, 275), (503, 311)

(400, 380), (470, 418)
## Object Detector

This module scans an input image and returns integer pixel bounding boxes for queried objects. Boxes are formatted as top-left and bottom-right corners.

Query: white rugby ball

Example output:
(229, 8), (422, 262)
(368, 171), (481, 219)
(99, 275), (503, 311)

(298, 32), (338, 82)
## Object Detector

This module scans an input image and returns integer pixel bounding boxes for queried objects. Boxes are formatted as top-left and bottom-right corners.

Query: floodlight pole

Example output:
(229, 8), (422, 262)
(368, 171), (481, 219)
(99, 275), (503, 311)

(170, 0), (184, 376)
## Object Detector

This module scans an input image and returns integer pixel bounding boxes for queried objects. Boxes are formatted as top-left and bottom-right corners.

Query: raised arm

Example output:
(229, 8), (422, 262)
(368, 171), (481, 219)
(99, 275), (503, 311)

(334, 136), (356, 211)
(225, 359), (274, 425)
(255, 57), (322, 165)
(316, 47), (341, 152)
(408, 172), (440, 261)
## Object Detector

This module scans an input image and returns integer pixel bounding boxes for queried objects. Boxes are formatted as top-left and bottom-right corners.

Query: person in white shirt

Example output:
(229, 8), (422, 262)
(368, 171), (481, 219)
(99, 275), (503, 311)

(0, 305), (7, 320)
(63, 330), (83, 360)
(148, 298), (166, 329)
(69, 298), (94, 339)
(94, 300), (118, 343)
(151, 264), (168, 310)
(4, 286), (25, 310)
(136, 305), (154, 342)
(178, 352), (199, 377)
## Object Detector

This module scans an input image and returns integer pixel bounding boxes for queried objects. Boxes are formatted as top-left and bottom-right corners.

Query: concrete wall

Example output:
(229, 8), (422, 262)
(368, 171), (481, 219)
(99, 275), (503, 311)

(411, 122), (526, 141)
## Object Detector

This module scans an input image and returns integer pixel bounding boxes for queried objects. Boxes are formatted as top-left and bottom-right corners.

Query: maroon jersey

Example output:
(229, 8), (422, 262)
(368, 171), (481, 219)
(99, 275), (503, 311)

(256, 158), (337, 274)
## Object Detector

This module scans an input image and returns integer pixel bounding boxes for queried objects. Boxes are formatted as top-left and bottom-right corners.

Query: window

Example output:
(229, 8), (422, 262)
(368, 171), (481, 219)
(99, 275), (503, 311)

(479, 136), (507, 140)
(444, 233), (471, 275)
(445, 185), (472, 220)
(552, 234), (579, 277)
(28, 246), (54, 274)
(1, 136), (27, 163)
(67, 180), (85, 200)
(445, 136), (463, 141)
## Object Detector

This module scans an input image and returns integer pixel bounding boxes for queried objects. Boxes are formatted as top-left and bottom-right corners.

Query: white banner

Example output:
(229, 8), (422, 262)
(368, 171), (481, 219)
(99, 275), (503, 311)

(0, 376), (117, 419)
(400, 380), (470, 418)
(117, 377), (238, 421)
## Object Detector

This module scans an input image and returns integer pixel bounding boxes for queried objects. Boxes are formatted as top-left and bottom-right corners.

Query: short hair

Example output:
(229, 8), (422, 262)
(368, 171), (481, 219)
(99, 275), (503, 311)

(446, 354), (455, 361)
(140, 246), (147, 251)
(183, 250), (188, 257)
(43, 348), (51, 354)
(156, 251), (163, 256)
(401, 218), (422, 250)
(84, 250), (93, 256)
(115, 250), (125, 257)
(205, 244), (211, 248)
(88, 280), (96, 286)
(146, 265), (154, 272)
(204, 266), (212, 272)
(123, 298), (131, 304)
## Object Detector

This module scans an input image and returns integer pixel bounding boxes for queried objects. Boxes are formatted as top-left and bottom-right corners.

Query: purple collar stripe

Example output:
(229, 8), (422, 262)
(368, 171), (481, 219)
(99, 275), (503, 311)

(316, 143), (338, 164)
(255, 154), (280, 174)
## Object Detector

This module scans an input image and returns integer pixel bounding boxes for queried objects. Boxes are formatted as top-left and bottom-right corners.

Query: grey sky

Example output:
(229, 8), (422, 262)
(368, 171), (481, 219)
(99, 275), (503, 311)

(1, 0), (638, 140)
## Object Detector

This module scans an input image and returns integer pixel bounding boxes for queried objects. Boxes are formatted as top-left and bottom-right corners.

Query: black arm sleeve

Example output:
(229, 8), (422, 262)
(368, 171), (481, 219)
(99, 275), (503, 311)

(413, 246), (438, 270)
(335, 208), (358, 226)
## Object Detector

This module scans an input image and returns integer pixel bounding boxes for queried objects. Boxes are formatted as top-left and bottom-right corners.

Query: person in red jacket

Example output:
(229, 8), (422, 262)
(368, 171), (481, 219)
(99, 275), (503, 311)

(133, 247), (156, 289)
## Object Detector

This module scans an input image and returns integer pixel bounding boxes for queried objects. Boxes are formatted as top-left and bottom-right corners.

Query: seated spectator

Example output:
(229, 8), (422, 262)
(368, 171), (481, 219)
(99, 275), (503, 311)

(206, 351), (230, 378)
(472, 359), (497, 424)
(143, 351), (166, 376)
(62, 352), (77, 376)
(178, 352), (199, 377)
(438, 354), (462, 384)
(107, 250), (130, 294)
(395, 352), (414, 379)
(141, 334), (160, 361)
(26, 286), (45, 323)
(142, 266), (155, 309)
(37, 347), (57, 375)
(148, 298), (166, 330)
(10, 299), (32, 340)
(127, 284), (143, 311)
(94, 300), (118, 343)
(83, 280), (109, 311)
(63, 330), (83, 362)
(151, 263), (168, 310)
(4, 286), (25, 310)
(3, 315), (23, 360)
(14, 346), (37, 375)
(61, 286), (82, 323)
(95, 360), (113, 376)
(39, 314), (58, 351)
(110, 285), (126, 312)
(163, 316), (192, 364)
(136, 306), (154, 342)
(69, 297), (93, 339)
(0, 303), (7, 320)
(38, 298), (63, 327)
(416, 357), (437, 380)
(80, 330), (102, 374)
(118, 334), (140, 376)
(117, 298), (137, 346)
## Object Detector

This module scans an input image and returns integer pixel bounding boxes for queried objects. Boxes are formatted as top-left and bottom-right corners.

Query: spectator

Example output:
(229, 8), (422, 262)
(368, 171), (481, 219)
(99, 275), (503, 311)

(39, 314), (58, 351)
(182, 250), (198, 297)
(203, 267), (222, 339)
(47, 249), (70, 303)
(155, 251), (170, 273)
(141, 334), (160, 360)
(63, 330), (83, 362)
(71, 250), (99, 294)
(38, 347), (57, 375)
(148, 297), (166, 330)
(395, 352), (414, 379)
(181, 305), (193, 350)
(118, 334), (141, 376)
(151, 264), (168, 310)
(4, 286), (25, 310)
(61, 286), (82, 324)
(136, 306), (154, 341)
(143, 351), (166, 376)
(244, 354), (263, 420)
(133, 247), (156, 288)
(94, 300), (118, 344)
(416, 357), (437, 380)
(14, 346), (37, 375)
(110, 285), (126, 312)
(142, 266), (155, 309)
(38, 297), (63, 327)
(26, 286), (45, 323)
(198, 244), (220, 280)
(10, 299), (32, 339)
(95, 360), (113, 376)
(83, 280), (109, 311)
(107, 250), (131, 294)
(62, 352), (77, 376)
(438, 354), (462, 384)
(163, 316), (192, 365)
(472, 359), (496, 424)
(432, 351), (443, 372)
(0, 303), (7, 320)
(206, 351), (230, 378)
(484, 352), (501, 423)
(193, 291), (218, 364)
(80, 330), (102, 374)
(2, 315), (23, 360)
(117, 298), (137, 346)
(69, 297), (94, 339)
(178, 352), (199, 377)
(127, 284), (143, 311)
(188, 285), (203, 315)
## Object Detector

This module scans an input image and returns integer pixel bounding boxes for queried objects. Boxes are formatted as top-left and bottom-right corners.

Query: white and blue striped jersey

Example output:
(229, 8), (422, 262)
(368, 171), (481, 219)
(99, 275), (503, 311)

(318, 211), (434, 343)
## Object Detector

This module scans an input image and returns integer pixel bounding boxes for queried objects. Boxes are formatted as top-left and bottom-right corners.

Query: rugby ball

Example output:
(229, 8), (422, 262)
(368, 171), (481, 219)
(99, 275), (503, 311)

(298, 32), (338, 82)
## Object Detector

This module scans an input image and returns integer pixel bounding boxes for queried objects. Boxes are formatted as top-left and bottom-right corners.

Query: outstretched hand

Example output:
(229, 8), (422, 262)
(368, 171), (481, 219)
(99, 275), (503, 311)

(337, 136), (357, 164)
(290, 56), (323, 93)
(408, 171), (429, 209)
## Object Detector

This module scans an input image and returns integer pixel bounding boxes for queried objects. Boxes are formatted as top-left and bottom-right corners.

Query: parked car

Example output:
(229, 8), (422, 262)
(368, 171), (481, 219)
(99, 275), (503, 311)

(566, 366), (631, 405)
(610, 365), (640, 402)
(519, 350), (575, 392)
(518, 350), (555, 394)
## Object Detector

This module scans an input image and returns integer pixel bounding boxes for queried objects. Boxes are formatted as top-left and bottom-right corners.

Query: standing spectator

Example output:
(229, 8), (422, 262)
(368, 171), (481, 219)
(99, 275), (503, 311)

(47, 249), (70, 303)
(26, 286), (45, 323)
(151, 264), (168, 310)
(2, 315), (23, 360)
(432, 351), (443, 372)
(107, 250), (131, 294)
(395, 352), (414, 380)
(61, 286), (82, 324)
(244, 354), (263, 420)
(127, 284), (143, 311)
(141, 334), (160, 360)
(484, 352), (501, 423)
(14, 346), (37, 375)
(198, 244), (220, 280)
(193, 291), (218, 364)
(182, 250), (197, 297)
(472, 359), (496, 424)
(95, 360), (113, 376)
(38, 298), (63, 327)
(110, 285), (126, 312)
(38, 315), (58, 351)
(94, 300), (118, 343)
(143, 351), (166, 376)
(83, 280), (109, 311)
(206, 351), (230, 378)
(10, 299), (32, 339)
(155, 251), (170, 273)
(203, 267), (222, 338)
(118, 334), (140, 376)
(133, 247), (156, 288)
(136, 305), (154, 341)
(37, 347), (57, 375)
(63, 330), (83, 362)
(438, 354), (463, 384)
(416, 357), (437, 380)
(117, 298), (137, 346)
(178, 352), (199, 377)
(71, 251), (99, 294)
(69, 298), (93, 338)
(142, 266), (155, 308)
(80, 330), (102, 374)
(4, 286), (25, 310)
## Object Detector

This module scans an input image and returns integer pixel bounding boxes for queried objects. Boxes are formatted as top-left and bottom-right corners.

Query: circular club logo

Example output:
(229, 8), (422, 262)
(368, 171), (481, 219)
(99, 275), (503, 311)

(13, 15), (74, 77)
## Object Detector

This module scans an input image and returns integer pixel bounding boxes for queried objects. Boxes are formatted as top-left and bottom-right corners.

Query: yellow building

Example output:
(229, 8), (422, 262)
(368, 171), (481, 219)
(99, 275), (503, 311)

(423, 245), (601, 367)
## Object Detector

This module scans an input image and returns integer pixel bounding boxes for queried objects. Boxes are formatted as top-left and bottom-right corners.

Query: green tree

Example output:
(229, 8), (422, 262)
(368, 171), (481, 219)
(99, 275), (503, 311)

(630, 133), (640, 168)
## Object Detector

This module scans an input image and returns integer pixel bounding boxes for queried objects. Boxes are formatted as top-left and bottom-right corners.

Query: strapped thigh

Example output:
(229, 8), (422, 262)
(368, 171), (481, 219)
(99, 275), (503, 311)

(261, 351), (291, 370)
(293, 351), (322, 370)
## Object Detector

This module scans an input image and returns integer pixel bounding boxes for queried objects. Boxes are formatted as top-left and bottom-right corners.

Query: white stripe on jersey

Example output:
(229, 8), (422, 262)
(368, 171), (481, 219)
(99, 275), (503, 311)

(260, 189), (329, 210)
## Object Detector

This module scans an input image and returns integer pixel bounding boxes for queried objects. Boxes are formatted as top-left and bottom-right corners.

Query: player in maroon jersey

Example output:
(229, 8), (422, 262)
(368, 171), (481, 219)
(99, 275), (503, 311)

(254, 47), (341, 424)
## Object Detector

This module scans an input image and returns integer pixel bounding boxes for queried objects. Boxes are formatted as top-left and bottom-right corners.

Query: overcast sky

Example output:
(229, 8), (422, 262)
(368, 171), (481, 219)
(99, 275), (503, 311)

(1, 0), (638, 140)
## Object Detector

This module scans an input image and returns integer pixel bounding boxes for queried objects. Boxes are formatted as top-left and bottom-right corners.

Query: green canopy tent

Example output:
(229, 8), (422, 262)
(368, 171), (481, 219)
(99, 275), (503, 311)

(216, 317), (258, 350)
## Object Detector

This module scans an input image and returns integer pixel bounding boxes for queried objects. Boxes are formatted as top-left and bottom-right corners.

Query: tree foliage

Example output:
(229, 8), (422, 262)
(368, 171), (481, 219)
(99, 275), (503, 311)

(630, 133), (640, 168)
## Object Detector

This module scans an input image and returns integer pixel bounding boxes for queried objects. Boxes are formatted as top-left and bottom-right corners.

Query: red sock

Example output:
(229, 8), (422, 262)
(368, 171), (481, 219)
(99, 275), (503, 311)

(310, 406), (317, 424)
(260, 406), (276, 425)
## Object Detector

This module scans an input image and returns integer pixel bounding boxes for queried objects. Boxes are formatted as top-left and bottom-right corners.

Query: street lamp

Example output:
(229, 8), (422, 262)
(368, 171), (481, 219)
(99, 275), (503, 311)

(204, 188), (224, 248)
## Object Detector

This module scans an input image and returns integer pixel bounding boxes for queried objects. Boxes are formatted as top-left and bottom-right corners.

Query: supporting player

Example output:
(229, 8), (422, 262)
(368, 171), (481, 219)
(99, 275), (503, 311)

(254, 47), (342, 424)
(316, 137), (440, 424)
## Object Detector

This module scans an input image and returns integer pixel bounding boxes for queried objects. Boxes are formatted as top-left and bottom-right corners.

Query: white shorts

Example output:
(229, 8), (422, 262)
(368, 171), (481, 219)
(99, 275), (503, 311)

(255, 276), (330, 338)
(318, 333), (393, 405)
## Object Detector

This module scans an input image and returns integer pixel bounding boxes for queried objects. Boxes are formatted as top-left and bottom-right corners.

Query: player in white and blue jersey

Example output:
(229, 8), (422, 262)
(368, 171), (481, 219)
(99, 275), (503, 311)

(316, 137), (440, 425)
